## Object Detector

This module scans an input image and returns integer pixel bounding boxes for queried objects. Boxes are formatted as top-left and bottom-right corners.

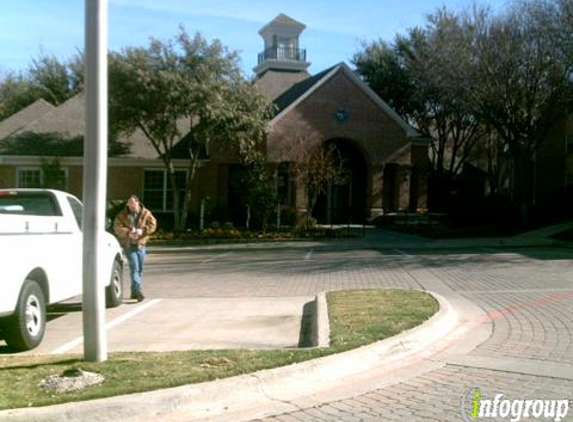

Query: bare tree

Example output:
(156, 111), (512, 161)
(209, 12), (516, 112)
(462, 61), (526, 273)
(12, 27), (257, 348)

(469, 1), (573, 220)
(354, 8), (485, 183)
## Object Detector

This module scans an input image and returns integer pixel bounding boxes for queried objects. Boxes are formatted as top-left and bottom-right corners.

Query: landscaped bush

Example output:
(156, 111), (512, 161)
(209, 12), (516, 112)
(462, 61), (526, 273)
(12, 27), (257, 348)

(149, 225), (360, 244)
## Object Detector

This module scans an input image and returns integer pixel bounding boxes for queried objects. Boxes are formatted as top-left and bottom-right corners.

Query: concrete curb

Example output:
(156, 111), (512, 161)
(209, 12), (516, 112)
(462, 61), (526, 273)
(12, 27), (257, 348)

(310, 292), (330, 348)
(0, 291), (457, 422)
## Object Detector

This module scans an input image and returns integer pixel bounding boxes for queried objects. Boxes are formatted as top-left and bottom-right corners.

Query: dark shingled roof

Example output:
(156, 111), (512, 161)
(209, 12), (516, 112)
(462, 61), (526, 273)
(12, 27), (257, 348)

(0, 94), (164, 159)
(0, 99), (55, 141)
(272, 65), (336, 115)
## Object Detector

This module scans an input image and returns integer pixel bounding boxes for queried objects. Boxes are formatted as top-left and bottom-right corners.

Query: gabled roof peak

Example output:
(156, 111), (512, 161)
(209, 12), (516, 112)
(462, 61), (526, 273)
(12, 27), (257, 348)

(0, 98), (56, 141)
(270, 62), (420, 138)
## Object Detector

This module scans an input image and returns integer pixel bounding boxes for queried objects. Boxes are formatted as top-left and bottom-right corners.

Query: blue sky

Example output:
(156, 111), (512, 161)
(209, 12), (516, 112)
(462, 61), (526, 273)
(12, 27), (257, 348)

(1, 0), (510, 78)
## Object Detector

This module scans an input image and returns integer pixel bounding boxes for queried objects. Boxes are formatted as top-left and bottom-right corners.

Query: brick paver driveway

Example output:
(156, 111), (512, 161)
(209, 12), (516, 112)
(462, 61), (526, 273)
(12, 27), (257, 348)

(147, 236), (573, 422)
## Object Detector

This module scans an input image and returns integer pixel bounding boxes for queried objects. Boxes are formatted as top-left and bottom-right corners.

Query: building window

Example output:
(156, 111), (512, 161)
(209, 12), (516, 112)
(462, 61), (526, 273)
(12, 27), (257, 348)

(16, 167), (68, 189)
(143, 169), (187, 211)
(17, 169), (41, 188)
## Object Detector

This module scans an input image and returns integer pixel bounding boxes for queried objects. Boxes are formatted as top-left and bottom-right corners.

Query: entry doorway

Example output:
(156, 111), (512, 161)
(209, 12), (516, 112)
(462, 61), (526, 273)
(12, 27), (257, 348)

(313, 139), (368, 224)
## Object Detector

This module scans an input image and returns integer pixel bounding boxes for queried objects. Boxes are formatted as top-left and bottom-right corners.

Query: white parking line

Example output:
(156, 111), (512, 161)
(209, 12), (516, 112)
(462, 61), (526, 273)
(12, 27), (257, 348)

(50, 299), (162, 354)
(201, 252), (231, 263)
(305, 249), (313, 260)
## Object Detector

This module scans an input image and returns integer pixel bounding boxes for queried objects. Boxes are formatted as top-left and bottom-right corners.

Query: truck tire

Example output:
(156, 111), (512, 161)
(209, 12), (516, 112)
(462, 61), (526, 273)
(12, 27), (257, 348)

(4, 280), (46, 351)
(106, 260), (123, 308)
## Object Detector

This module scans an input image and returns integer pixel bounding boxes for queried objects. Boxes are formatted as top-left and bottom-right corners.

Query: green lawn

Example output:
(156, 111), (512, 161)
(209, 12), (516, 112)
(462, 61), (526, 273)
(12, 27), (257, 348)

(0, 289), (438, 410)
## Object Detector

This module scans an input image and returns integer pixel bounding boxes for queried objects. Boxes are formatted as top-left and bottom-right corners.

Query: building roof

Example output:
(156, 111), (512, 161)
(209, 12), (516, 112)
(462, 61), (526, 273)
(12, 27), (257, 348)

(15, 94), (85, 138)
(272, 65), (335, 114)
(0, 93), (160, 159)
(0, 63), (422, 161)
(269, 62), (421, 138)
(258, 13), (306, 36)
(0, 99), (55, 141)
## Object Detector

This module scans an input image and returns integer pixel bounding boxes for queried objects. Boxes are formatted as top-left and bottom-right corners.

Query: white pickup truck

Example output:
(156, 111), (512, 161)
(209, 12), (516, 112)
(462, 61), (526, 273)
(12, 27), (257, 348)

(0, 189), (124, 351)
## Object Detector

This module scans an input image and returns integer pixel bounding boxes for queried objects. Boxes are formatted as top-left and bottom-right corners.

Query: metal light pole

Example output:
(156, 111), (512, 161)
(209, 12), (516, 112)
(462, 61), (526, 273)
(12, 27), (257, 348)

(82, 0), (109, 362)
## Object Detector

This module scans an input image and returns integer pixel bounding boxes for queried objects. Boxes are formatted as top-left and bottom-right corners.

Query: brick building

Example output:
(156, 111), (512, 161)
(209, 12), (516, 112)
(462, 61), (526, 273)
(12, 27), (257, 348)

(0, 14), (429, 227)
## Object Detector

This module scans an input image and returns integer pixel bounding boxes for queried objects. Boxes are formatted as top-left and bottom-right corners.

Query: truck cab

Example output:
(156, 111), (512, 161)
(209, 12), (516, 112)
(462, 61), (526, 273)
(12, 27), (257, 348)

(0, 189), (124, 351)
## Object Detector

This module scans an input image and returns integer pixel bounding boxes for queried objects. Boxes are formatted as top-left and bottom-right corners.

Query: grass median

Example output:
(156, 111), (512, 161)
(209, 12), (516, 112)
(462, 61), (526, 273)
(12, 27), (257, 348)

(0, 289), (438, 410)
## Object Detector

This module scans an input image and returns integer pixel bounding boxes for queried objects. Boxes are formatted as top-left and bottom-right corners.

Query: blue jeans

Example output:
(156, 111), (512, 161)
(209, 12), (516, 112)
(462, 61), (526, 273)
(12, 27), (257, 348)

(126, 246), (146, 295)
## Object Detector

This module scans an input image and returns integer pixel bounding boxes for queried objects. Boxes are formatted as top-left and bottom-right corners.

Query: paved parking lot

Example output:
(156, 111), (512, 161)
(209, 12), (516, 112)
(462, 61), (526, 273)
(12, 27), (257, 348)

(0, 239), (424, 355)
(2, 230), (573, 421)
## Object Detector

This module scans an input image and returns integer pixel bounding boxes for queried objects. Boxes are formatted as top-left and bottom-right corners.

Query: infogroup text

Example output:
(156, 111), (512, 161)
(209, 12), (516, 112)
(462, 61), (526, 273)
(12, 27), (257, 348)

(461, 388), (570, 422)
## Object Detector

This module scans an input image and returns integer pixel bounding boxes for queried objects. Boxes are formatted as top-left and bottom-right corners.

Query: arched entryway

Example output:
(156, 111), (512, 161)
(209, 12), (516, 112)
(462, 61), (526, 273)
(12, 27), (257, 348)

(313, 138), (369, 224)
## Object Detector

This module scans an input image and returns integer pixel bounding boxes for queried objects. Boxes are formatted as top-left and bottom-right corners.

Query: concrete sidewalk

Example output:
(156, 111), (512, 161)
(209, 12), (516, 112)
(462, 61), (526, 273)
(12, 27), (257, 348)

(356, 223), (571, 249)
(3, 297), (314, 355)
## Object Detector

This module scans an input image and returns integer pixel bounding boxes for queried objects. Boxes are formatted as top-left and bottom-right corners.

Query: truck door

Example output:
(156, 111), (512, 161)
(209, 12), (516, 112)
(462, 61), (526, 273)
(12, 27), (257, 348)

(50, 195), (83, 302)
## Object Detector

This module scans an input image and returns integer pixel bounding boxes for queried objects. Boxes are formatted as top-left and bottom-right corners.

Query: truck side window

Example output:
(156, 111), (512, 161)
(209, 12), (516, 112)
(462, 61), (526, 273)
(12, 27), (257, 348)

(67, 196), (83, 229)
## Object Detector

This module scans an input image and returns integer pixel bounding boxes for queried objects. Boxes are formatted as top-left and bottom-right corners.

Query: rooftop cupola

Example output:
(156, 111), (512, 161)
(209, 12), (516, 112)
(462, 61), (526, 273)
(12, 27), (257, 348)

(253, 14), (311, 76)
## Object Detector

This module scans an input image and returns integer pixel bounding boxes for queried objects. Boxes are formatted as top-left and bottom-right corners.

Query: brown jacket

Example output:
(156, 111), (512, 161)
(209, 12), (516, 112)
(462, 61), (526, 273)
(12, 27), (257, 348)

(113, 206), (157, 249)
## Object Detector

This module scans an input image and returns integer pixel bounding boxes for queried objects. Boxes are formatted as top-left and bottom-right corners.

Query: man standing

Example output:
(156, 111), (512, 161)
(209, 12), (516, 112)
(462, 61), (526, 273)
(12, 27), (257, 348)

(113, 195), (157, 302)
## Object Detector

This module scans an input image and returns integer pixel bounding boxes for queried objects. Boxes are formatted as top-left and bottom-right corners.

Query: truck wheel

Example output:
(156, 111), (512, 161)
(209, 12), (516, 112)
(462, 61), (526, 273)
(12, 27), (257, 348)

(106, 260), (123, 308)
(4, 280), (46, 351)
